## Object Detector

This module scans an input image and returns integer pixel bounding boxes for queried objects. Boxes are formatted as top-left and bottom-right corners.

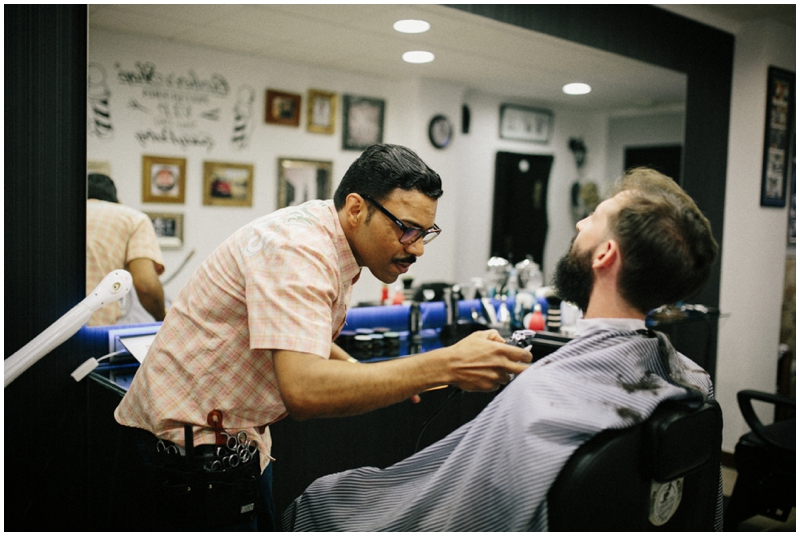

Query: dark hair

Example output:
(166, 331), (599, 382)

(610, 167), (718, 314)
(87, 173), (119, 203)
(333, 144), (443, 210)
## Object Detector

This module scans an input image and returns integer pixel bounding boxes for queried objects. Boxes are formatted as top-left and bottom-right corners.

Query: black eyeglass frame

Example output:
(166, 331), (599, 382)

(361, 194), (441, 245)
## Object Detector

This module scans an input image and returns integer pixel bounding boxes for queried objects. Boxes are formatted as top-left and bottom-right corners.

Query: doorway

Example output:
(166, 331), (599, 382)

(490, 152), (554, 267)
(624, 144), (683, 183)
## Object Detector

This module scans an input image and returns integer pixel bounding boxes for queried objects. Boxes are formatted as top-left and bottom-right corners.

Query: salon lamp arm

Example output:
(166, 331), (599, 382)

(4, 269), (133, 387)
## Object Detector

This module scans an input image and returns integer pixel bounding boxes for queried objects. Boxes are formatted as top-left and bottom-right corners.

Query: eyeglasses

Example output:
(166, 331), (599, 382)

(362, 194), (441, 245)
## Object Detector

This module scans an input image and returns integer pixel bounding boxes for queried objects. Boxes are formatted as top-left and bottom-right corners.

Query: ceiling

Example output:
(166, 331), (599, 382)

(87, 4), (792, 114)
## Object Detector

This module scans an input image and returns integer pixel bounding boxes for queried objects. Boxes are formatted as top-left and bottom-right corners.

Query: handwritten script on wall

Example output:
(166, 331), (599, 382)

(89, 61), (256, 152)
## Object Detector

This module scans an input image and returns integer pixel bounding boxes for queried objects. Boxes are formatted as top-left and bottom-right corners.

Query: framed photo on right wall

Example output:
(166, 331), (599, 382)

(760, 66), (795, 207)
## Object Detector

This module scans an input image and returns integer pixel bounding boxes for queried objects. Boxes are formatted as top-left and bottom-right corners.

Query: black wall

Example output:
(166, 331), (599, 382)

(5, 5), (88, 530)
(4, 5), (733, 530)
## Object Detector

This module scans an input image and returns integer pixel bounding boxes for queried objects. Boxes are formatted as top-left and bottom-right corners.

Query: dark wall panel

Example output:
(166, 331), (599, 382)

(4, 5), (88, 530)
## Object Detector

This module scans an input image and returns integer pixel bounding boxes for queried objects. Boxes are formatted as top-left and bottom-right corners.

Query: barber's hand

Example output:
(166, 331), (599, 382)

(446, 329), (532, 392)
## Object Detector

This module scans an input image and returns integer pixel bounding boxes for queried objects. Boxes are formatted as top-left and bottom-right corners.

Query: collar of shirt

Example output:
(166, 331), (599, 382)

(575, 317), (646, 338)
(327, 200), (362, 285)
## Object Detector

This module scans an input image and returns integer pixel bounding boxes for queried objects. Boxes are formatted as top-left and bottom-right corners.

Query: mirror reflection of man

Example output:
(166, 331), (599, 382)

(86, 173), (166, 325)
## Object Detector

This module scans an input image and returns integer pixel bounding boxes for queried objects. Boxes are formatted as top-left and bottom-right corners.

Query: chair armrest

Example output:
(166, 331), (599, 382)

(737, 390), (796, 451)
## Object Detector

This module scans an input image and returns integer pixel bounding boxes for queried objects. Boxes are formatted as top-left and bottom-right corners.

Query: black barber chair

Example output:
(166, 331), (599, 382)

(723, 390), (795, 531)
(548, 399), (722, 531)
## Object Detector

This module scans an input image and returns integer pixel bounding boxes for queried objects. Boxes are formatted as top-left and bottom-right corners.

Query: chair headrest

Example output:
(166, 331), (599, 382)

(645, 400), (722, 482)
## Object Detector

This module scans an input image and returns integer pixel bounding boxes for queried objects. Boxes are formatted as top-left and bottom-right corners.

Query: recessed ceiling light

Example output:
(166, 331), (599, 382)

(402, 51), (435, 64)
(394, 19), (430, 33)
(563, 82), (592, 95)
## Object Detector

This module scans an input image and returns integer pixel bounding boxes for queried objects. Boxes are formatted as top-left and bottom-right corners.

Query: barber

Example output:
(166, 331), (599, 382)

(114, 144), (531, 530)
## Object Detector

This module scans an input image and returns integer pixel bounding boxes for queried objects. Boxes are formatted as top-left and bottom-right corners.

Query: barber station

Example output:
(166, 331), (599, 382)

(7, 4), (795, 533)
(10, 265), (727, 530)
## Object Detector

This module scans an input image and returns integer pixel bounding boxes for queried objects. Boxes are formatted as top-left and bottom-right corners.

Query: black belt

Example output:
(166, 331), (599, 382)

(138, 425), (259, 473)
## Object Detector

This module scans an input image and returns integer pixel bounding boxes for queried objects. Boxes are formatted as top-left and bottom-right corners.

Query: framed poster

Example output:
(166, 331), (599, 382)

(146, 212), (183, 249)
(265, 89), (301, 127)
(202, 161), (254, 207)
(307, 89), (337, 134)
(760, 66), (795, 207)
(277, 158), (333, 209)
(499, 104), (553, 144)
(142, 155), (186, 204)
(342, 95), (384, 150)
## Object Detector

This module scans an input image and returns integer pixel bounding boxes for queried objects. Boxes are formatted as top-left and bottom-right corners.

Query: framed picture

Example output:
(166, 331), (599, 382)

(307, 89), (337, 134)
(265, 89), (301, 126)
(499, 104), (554, 144)
(203, 161), (254, 207)
(342, 94), (384, 150)
(142, 155), (186, 204)
(146, 212), (183, 249)
(760, 66), (795, 208)
(277, 158), (333, 209)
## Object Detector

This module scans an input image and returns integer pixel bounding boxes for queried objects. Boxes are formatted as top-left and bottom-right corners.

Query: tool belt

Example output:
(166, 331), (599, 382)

(139, 414), (262, 530)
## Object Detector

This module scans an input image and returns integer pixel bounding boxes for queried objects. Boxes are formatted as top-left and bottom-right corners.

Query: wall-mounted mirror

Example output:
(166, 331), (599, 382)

(87, 4), (686, 312)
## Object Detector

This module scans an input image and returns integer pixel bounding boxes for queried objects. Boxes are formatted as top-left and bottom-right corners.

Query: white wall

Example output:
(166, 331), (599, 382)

(87, 28), (612, 308)
(89, 18), (796, 455)
(717, 19), (796, 452)
(454, 90), (611, 289)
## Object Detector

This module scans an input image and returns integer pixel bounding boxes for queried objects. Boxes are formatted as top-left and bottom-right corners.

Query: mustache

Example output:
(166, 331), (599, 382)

(394, 256), (417, 264)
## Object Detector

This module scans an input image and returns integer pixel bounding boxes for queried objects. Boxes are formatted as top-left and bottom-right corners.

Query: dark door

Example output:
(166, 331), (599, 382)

(490, 152), (554, 266)
(624, 145), (683, 183)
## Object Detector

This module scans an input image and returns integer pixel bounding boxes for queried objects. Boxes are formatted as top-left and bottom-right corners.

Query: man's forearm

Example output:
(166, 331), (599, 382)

(274, 349), (445, 421)
(138, 288), (166, 321)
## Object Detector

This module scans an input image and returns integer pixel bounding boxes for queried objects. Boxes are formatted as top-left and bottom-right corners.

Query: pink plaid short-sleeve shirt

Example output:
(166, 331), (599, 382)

(115, 200), (361, 470)
(86, 200), (164, 326)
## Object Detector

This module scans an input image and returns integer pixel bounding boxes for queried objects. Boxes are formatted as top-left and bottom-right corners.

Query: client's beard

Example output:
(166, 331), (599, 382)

(551, 245), (594, 313)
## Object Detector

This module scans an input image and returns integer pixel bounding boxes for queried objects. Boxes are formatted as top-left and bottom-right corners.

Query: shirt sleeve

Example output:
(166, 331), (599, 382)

(241, 231), (339, 359)
(126, 212), (165, 273)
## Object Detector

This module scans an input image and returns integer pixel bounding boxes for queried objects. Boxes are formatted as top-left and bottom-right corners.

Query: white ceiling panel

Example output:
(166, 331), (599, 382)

(88, 4), (695, 112)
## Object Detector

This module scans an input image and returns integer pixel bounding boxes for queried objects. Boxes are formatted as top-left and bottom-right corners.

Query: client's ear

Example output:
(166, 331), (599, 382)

(592, 239), (620, 270)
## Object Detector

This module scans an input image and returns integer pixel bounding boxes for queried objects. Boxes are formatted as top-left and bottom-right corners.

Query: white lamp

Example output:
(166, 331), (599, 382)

(4, 269), (133, 387)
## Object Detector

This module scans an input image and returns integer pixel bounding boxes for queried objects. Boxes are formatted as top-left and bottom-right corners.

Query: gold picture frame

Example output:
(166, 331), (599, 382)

(142, 155), (186, 204)
(277, 158), (333, 209)
(202, 161), (254, 207)
(265, 89), (301, 126)
(307, 89), (337, 134)
(146, 211), (183, 250)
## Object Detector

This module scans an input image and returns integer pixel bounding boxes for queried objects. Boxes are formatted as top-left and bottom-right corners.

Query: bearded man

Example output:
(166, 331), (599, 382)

(282, 167), (720, 531)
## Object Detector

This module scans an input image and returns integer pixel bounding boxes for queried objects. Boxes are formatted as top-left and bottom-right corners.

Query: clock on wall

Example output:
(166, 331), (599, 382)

(428, 114), (453, 149)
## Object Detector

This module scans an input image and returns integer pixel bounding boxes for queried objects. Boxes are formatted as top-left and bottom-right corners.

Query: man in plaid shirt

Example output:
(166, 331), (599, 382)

(114, 144), (531, 530)
(86, 173), (165, 326)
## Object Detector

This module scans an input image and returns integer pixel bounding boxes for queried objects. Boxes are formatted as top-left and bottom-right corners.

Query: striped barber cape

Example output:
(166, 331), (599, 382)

(283, 320), (719, 531)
